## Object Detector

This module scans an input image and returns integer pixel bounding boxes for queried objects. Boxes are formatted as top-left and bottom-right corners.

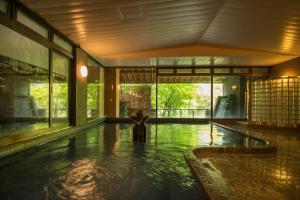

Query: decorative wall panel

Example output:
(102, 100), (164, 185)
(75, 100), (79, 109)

(251, 77), (300, 127)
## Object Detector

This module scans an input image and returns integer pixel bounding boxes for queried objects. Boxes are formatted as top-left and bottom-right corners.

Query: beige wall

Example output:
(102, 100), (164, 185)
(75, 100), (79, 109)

(104, 68), (120, 117)
(271, 57), (300, 78)
(75, 48), (88, 126)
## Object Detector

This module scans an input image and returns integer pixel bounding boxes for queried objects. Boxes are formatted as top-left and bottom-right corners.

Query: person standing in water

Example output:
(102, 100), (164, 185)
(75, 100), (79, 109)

(130, 110), (149, 142)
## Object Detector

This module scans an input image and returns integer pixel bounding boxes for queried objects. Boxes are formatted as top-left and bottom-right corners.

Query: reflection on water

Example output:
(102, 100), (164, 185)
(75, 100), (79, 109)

(0, 124), (265, 200)
(59, 159), (100, 200)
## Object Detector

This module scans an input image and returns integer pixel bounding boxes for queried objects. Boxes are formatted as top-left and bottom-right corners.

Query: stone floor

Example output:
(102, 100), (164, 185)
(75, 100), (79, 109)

(185, 122), (300, 200)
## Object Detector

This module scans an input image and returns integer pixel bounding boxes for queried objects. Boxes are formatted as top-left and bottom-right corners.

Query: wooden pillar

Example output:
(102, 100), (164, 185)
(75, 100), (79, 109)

(104, 68), (120, 117)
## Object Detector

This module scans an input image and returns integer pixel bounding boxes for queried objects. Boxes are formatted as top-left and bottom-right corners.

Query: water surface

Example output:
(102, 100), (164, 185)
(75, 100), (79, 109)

(0, 123), (265, 200)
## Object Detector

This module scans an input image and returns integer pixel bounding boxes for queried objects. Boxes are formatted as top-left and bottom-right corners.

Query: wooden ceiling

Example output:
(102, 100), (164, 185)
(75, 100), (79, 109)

(20, 0), (300, 66)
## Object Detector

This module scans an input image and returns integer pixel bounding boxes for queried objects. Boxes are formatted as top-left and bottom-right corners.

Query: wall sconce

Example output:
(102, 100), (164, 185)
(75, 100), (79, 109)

(80, 65), (88, 78)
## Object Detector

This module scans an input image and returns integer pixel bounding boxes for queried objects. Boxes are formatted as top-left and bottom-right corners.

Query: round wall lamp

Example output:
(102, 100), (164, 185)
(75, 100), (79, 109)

(80, 65), (88, 78)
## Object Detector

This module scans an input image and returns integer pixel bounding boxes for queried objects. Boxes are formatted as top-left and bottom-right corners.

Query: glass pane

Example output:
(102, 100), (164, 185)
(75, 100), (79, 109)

(159, 58), (173, 66)
(214, 68), (230, 73)
(53, 34), (72, 53)
(17, 10), (48, 38)
(176, 57), (192, 66)
(52, 53), (69, 127)
(119, 68), (156, 118)
(195, 68), (210, 74)
(0, 24), (49, 69)
(0, 0), (7, 13)
(0, 54), (49, 138)
(177, 68), (192, 74)
(158, 76), (211, 118)
(233, 68), (249, 73)
(159, 68), (173, 74)
(213, 76), (247, 119)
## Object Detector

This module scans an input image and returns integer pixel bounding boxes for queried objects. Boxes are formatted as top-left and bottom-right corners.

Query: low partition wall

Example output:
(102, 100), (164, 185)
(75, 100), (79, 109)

(0, 118), (104, 159)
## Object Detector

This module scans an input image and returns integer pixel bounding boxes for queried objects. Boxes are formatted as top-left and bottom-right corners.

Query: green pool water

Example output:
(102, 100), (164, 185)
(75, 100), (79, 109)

(0, 123), (265, 200)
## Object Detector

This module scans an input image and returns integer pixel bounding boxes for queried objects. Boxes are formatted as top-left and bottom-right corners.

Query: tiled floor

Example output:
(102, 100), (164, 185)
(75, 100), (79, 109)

(186, 122), (300, 200)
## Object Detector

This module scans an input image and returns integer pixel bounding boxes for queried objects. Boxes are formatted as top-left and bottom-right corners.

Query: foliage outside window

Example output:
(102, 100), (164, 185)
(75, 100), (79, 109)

(157, 83), (214, 118)
(52, 52), (69, 127)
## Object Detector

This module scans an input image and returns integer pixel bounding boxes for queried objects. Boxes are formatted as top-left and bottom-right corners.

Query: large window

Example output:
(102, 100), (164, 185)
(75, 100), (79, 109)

(0, 4), (75, 146)
(0, 55), (49, 136)
(213, 76), (247, 119)
(157, 76), (211, 118)
(52, 52), (70, 127)
(118, 68), (253, 119)
(0, 24), (49, 136)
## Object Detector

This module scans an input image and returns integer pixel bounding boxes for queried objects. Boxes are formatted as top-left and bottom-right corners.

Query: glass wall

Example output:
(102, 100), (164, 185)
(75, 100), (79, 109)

(0, 2), (76, 147)
(52, 52), (70, 128)
(0, 24), (49, 136)
(118, 68), (270, 119)
(87, 64), (105, 120)
(251, 77), (300, 126)
(157, 76), (211, 118)
(213, 76), (247, 119)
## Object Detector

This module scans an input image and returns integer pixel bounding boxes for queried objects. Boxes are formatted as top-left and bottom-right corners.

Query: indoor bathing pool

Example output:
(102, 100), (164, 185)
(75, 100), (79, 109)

(0, 123), (266, 200)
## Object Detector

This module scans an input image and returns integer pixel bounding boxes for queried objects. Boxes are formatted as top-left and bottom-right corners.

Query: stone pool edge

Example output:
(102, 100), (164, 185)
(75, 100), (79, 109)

(184, 124), (277, 200)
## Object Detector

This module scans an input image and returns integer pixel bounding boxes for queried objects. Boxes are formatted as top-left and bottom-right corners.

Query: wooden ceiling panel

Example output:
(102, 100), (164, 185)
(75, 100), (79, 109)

(20, 0), (300, 66)
(202, 0), (300, 55)
(20, 0), (222, 54)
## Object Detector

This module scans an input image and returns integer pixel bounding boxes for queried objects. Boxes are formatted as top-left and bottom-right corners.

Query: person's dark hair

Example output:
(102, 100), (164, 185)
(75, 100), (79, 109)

(136, 110), (143, 116)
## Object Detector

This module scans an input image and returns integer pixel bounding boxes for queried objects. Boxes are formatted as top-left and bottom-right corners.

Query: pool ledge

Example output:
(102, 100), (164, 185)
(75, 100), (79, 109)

(0, 119), (104, 159)
(185, 143), (277, 199)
